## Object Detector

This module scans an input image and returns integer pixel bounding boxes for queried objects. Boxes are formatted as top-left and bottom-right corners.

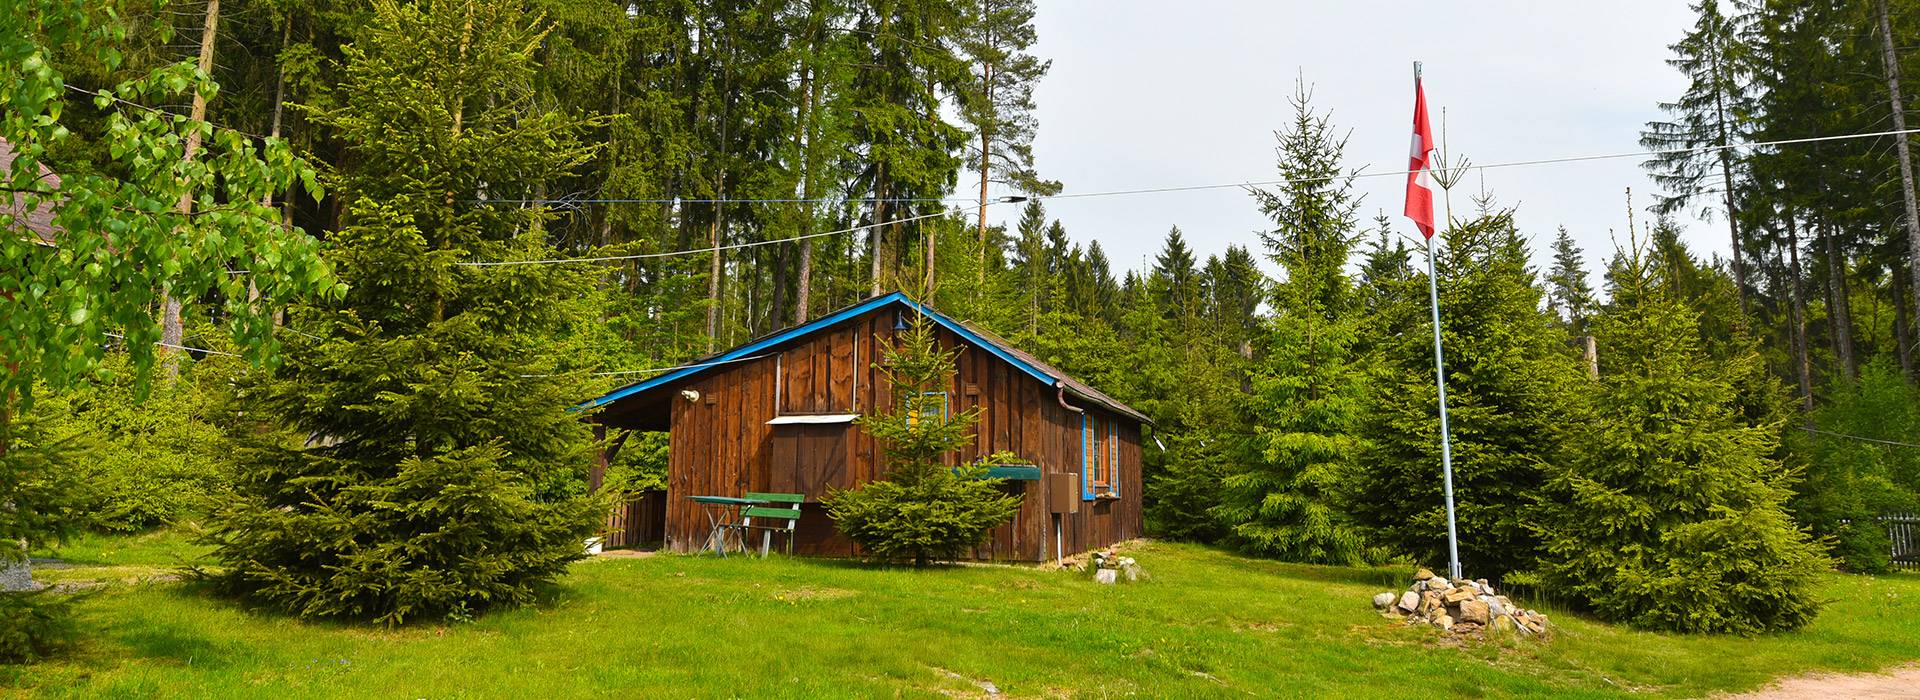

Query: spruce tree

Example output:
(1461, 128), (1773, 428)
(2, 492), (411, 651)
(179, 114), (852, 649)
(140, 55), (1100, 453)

(1537, 249), (1827, 634)
(1546, 227), (1597, 334)
(1352, 210), (1587, 576)
(1358, 213), (1415, 318)
(1214, 89), (1374, 564)
(204, 0), (603, 624)
(823, 316), (1021, 566)
(1642, 0), (1755, 310)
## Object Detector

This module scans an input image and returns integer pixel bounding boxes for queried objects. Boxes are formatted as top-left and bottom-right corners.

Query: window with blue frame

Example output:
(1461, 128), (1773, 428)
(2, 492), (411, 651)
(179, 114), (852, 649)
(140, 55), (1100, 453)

(1082, 414), (1117, 500)
(908, 391), (948, 428)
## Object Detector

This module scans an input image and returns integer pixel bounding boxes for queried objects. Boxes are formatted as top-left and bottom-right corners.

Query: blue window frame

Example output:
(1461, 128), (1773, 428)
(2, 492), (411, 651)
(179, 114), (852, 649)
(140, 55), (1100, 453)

(909, 391), (949, 428)
(1081, 415), (1095, 501)
(1081, 415), (1122, 501)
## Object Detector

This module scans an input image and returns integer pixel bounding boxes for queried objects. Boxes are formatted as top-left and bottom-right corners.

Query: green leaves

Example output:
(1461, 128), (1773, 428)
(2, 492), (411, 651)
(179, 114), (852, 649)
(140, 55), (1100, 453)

(1, 1), (337, 401)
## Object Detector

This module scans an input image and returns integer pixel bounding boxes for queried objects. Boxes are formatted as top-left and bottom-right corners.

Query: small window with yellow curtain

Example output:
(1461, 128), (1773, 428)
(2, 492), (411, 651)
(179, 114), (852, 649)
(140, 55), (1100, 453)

(906, 391), (948, 428)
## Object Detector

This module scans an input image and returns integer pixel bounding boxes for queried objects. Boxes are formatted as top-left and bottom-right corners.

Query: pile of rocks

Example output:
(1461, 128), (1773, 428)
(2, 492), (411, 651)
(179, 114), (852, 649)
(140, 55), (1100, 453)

(1088, 549), (1142, 585)
(1370, 568), (1549, 637)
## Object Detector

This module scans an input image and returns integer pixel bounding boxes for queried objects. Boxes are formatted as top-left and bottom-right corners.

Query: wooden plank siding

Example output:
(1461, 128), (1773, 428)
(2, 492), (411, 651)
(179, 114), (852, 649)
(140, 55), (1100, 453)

(657, 308), (1142, 561)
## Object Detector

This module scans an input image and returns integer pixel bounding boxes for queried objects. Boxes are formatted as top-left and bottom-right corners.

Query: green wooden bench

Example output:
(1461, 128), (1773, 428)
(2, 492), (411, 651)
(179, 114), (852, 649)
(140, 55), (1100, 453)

(723, 492), (805, 557)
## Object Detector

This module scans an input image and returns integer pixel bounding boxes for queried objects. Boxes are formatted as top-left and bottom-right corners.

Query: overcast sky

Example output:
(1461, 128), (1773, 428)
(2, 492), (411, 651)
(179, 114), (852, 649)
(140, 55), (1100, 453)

(974, 0), (1710, 287)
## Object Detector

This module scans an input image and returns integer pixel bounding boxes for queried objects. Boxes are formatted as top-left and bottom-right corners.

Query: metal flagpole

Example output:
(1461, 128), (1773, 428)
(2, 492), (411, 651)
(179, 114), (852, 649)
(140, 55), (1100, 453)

(1426, 234), (1461, 580)
(1415, 61), (1463, 581)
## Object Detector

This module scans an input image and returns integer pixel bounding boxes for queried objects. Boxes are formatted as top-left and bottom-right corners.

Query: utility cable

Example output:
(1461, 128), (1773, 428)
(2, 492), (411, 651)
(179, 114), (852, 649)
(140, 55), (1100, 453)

(517, 352), (774, 378)
(454, 126), (1920, 223)
(458, 198), (1019, 267)
(103, 331), (242, 358)
(1803, 426), (1920, 449)
(1038, 127), (1920, 201)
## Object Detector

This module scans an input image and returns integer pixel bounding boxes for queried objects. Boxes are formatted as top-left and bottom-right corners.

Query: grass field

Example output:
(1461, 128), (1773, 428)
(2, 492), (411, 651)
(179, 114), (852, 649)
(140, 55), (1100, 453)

(6, 532), (1919, 698)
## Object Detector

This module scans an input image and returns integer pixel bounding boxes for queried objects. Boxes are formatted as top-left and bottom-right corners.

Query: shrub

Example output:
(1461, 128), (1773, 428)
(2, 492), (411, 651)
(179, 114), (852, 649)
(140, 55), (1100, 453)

(208, 441), (603, 624)
(1794, 359), (1920, 572)
(1828, 520), (1893, 575)
(0, 591), (77, 664)
(35, 353), (235, 532)
(827, 462), (1022, 566)
(0, 404), (91, 662)
(824, 316), (1021, 566)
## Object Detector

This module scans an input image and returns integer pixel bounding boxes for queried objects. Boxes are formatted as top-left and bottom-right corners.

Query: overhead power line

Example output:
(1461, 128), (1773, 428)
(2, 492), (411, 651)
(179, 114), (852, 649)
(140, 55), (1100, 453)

(458, 197), (1023, 267)
(517, 353), (774, 378)
(1037, 126), (1920, 201)
(474, 195), (974, 206)
(455, 126), (1920, 212)
(103, 331), (242, 358)
(452, 126), (1920, 266)
(1803, 427), (1920, 449)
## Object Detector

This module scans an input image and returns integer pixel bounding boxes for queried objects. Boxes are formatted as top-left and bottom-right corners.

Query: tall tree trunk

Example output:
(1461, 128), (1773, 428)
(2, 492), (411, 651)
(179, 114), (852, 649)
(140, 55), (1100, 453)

(1707, 24), (1748, 316)
(793, 12), (820, 324)
(1897, 272), (1916, 378)
(0, 389), (27, 593)
(1787, 216), (1814, 410)
(251, 16), (293, 315)
(705, 197), (724, 352)
(977, 59), (993, 289)
(161, 0), (222, 381)
(870, 165), (888, 296)
(1878, 0), (1920, 376)
(1820, 218), (1857, 378)
(923, 210), (937, 296)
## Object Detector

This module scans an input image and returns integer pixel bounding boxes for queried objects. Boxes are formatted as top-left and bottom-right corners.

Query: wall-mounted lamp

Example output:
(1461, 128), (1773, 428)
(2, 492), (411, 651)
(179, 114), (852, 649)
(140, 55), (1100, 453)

(681, 389), (701, 403)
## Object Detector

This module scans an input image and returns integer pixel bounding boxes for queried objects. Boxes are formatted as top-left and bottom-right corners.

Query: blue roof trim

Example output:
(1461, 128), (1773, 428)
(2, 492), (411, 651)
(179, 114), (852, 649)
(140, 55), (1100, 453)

(580, 292), (1059, 412)
(895, 296), (1056, 388)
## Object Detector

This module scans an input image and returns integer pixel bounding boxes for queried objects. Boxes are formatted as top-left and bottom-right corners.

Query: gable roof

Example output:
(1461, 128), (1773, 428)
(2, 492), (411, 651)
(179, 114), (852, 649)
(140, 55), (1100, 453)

(583, 291), (1150, 424)
(1, 139), (61, 247)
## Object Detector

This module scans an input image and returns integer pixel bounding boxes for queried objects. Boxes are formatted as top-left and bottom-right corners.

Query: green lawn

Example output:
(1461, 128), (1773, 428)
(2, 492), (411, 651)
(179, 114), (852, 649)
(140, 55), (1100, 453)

(6, 533), (1919, 698)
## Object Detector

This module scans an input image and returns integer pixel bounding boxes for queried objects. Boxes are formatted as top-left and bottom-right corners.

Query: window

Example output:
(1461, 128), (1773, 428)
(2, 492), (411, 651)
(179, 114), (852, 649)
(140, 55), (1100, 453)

(907, 391), (948, 428)
(1082, 414), (1116, 500)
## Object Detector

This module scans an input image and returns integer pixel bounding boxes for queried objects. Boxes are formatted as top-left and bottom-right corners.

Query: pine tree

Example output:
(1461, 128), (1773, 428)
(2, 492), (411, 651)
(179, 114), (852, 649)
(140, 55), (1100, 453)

(823, 316), (1021, 566)
(1546, 227), (1597, 334)
(1352, 210), (1587, 576)
(1358, 213), (1414, 316)
(1215, 88), (1373, 564)
(1010, 199), (1049, 332)
(958, 0), (1060, 269)
(1642, 0), (1755, 311)
(1536, 247), (1828, 634)
(1152, 227), (1201, 324)
(1207, 245), (1264, 361)
(204, 0), (603, 624)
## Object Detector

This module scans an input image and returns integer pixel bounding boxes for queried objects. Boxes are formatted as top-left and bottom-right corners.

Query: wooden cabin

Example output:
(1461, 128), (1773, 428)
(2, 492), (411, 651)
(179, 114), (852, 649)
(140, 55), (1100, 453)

(585, 292), (1148, 561)
(2, 139), (62, 249)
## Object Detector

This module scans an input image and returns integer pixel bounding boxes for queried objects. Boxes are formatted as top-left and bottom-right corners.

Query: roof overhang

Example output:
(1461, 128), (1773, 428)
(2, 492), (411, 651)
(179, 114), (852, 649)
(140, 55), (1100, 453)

(580, 291), (1149, 428)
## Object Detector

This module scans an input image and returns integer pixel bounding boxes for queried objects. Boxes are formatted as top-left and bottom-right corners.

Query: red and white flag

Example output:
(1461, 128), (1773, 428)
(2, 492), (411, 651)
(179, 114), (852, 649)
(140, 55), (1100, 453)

(1405, 67), (1437, 239)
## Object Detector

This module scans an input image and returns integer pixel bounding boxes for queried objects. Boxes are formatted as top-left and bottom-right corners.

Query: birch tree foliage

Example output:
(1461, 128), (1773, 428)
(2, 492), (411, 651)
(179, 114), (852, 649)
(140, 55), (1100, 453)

(2, 0), (338, 405)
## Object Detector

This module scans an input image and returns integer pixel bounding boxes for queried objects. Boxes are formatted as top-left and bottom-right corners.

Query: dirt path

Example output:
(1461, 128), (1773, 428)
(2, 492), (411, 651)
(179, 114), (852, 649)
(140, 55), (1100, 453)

(1719, 664), (1920, 699)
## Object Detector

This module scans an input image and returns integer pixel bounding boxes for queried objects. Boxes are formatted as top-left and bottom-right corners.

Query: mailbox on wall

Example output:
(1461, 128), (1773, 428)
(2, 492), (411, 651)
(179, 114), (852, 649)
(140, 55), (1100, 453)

(1047, 472), (1080, 514)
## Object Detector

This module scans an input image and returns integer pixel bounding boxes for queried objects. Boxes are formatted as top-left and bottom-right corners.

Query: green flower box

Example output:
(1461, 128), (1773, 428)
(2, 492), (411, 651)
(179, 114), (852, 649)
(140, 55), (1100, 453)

(957, 464), (1043, 481)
